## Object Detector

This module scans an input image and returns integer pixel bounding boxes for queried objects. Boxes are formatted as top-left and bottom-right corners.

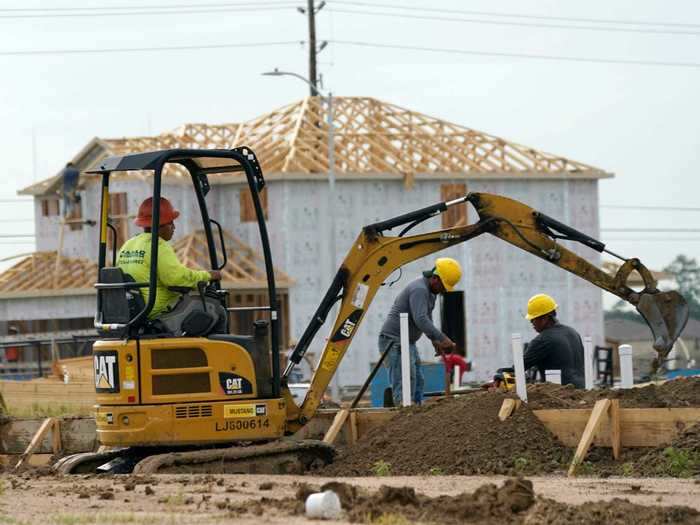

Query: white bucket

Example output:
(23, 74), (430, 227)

(305, 490), (342, 519)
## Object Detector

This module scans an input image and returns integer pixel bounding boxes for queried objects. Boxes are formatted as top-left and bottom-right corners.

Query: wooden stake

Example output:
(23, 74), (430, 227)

(498, 398), (521, 421)
(0, 391), (7, 414)
(349, 411), (359, 445)
(323, 409), (349, 444)
(14, 417), (55, 471)
(567, 399), (611, 477)
(609, 399), (621, 460)
(51, 418), (62, 455)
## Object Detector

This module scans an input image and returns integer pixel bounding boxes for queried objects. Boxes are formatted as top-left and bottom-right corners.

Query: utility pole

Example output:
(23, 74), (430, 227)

(301, 1), (326, 96)
(307, 0), (318, 96)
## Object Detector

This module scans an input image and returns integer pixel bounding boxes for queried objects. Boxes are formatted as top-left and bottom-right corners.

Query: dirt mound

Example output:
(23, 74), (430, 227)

(526, 377), (700, 410)
(323, 392), (570, 476)
(230, 478), (700, 524)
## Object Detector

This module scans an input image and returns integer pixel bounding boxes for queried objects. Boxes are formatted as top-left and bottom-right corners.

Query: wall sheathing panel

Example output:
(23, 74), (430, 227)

(22, 173), (603, 390)
(0, 295), (94, 321)
(463, 179), (603, 382)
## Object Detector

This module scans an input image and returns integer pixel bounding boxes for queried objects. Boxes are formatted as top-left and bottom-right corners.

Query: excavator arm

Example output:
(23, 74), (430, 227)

(283, 192), (688, 430)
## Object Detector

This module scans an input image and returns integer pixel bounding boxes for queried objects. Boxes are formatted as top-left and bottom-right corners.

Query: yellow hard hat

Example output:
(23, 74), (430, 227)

(433, 257), (462, 292)
(525, 294), (558, 320)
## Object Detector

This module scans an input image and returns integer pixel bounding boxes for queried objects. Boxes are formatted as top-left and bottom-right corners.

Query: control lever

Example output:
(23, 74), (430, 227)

(196, 281), (208, 310)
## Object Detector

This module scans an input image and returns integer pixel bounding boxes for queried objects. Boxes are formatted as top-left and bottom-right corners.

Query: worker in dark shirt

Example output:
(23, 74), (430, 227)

(523, 293), (585, 388)
(379, 257), (462, 406)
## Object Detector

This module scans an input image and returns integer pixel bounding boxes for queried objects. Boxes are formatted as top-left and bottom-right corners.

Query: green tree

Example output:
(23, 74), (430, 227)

(664, 255), (700, 320)
(604, 299), (645, 322)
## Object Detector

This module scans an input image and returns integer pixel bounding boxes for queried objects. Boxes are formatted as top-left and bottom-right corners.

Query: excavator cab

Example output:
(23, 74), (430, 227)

(86, 148), (288, 452)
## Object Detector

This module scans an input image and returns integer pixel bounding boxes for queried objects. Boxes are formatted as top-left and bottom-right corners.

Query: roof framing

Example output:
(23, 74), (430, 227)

(19, 96), (610, 196)
(0, 229), (292, 299)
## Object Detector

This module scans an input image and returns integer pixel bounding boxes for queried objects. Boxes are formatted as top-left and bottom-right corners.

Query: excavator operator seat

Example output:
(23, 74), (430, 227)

(97, 267), (149, 338)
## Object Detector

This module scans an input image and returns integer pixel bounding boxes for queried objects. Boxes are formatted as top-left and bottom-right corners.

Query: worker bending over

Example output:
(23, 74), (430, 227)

(118, 197), (227, 335)
(523, 293), (585, 388)
(378, 257), (462, 406)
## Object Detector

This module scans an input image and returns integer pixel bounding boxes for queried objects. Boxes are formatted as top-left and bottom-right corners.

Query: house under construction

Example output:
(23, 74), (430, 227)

(0, 96), (611, 386)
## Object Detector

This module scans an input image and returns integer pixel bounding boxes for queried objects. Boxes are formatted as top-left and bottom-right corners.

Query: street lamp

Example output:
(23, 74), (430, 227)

(261, 69), (335, 195)
(262, 68), (340, 399)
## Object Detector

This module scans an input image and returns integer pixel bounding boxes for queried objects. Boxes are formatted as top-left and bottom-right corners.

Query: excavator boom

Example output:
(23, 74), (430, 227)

(286, 192), (688, 430)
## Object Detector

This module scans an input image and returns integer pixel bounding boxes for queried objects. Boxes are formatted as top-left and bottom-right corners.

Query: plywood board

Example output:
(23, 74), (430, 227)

(534, 407), (700, 448)
(0, 380), (95, 410)
(0, 417), (97, 454)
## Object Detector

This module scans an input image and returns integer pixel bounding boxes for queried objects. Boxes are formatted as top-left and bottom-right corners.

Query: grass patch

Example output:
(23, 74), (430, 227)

(662, 447), (699, 478)
(621, 462), (635, 477)
(52, 514), (180, 525)
(162, 489), (186, 507)
(371, 513), (411, 525)
(428, 467), (444, 475)
(575, 461), (595, 476)
(0, 516), (26, 524)
(370, 460), (392, 476)
(513, 456), (529, 473)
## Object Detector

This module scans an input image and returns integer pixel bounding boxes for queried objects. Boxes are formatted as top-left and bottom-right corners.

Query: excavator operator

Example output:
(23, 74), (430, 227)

(117, 197), (227, 335)
(378, 257), (462, 406)
(522, 293), (585, 388)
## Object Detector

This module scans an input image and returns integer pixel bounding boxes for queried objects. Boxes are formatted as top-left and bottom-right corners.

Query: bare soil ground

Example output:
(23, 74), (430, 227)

(324, 381), (700, 478)
(1, 473), (699, 524)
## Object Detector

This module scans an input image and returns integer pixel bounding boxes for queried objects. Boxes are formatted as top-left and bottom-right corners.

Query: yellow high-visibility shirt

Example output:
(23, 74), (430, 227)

(117, 233), (212, 318)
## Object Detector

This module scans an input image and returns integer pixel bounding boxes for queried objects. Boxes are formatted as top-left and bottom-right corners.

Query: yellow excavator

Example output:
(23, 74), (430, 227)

(54, 148), (688, 474)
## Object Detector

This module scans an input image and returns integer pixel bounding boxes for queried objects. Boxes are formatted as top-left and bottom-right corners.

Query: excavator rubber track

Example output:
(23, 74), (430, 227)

(53, 439), (335, 475)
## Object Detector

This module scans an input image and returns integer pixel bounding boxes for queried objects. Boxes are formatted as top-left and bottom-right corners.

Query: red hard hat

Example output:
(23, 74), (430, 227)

(134, 197), (180, 227)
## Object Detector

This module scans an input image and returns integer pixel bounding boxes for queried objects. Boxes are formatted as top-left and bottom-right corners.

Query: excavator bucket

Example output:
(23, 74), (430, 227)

(635, 290), (689, 365)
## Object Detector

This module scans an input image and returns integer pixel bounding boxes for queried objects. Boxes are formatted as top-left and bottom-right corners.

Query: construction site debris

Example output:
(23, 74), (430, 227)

(229, 478), (699, 524)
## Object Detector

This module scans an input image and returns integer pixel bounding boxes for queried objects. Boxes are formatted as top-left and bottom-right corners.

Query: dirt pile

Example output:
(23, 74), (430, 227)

(526, 377), (700, 410)
(323, 392), (570, 476)
(229, 478), (700, 524)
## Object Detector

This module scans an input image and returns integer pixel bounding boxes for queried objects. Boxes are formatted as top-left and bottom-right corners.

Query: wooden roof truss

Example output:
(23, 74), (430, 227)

(0, 229), (291, 296)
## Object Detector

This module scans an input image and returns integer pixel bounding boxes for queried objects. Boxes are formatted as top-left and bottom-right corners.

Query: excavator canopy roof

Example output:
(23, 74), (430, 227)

(85, 148), (251, 176)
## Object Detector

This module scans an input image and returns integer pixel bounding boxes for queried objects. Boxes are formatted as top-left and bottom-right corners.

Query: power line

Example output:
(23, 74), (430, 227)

(0, 40), (302, 57)
(333, 1), (700, 30)
(329, 7), (700, 37)
(601, 228), (700, 233)
(601, 205), (700, 211)
(0, 1), (294, 11)
(0, 5), (297, 19)
(0, 234), (35, 238)
(4, 38), (698, 68)
(331, 40), (700, 69)
(603, 238), (700, 242)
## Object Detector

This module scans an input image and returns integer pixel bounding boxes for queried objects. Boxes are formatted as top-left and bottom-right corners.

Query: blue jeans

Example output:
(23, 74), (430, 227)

(379, 334), (424, 406)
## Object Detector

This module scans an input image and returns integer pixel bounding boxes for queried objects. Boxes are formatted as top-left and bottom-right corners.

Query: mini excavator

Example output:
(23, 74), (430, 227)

(54, 148), (688, 474)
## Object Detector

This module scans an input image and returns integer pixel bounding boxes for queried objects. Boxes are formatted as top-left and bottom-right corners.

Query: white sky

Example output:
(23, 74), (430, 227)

(1, 0), (699, 275)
